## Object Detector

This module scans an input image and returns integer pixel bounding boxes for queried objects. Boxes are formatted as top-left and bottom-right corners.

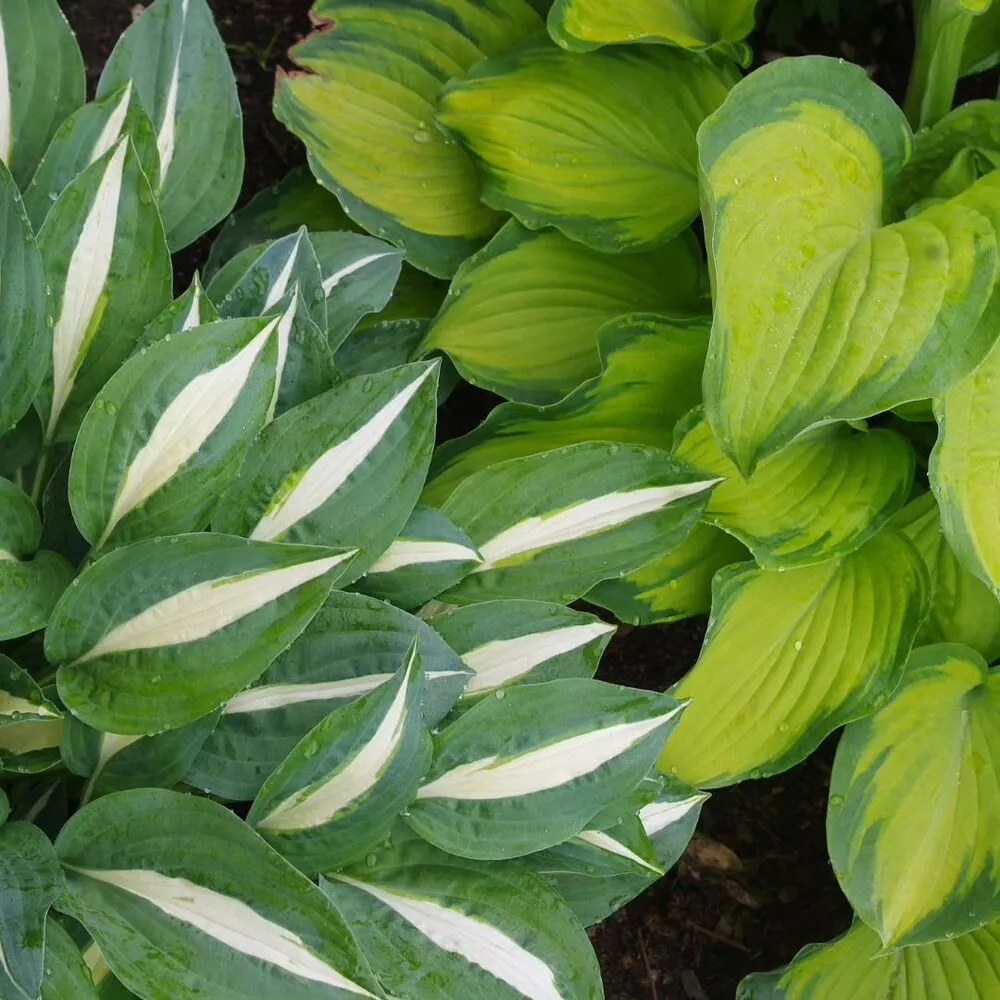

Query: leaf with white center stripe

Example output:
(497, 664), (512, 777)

(357, 504), (481, 611)
(250, 642), (430, 873)
(23, 83), (159, 233)
(0, 654), (61, 724)
(61, 712), (220, 801)
(36, 140), (172, 444)
(68, 317), (279, 550)
(439, 442), (716, 605)
(214, 361), (439, 582)
(0, 656), (64, 773)
(658, 530), (929, 788)
(41, 917), (100, 1000)
(321, 828), (602, 1000)
(0, 0), (84, 187)
(427, 600), (613, 703)
(97, 0), (243, 251)
(54, 789), (384, 1000)
(406, 677), (684, 859)
(137, 275), (220, 349)
(48, 534), (356, 735)
(0, 821), (63, 1000)
(186, 590), (469, 800)
(311, 232), (403, 350)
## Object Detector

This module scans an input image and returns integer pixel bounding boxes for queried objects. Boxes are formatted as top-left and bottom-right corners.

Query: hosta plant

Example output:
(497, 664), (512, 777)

(274, 0), (1000, 993)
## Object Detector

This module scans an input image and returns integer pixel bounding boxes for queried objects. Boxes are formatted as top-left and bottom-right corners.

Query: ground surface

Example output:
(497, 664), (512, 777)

(60, 2), (928, 996)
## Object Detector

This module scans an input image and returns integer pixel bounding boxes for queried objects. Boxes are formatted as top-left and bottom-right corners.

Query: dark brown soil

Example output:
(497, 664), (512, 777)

(58, 2), (925, 997)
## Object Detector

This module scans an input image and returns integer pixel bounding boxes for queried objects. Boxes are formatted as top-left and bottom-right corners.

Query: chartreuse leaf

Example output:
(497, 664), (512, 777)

(48, 534), (356, 735)
(36, 140), (172, 444)
(424, 314), (709, 506)
(427, 600), (613, 702)
(421, 222), (705, 403)
(438, 442), (715, 604)
(701, 55), (1000, 474)
(186, 590), (469, 801)
(42, 917), (100, 1000)
(674, 412), (915, 568)
(586, 523), (749, 625)
(54, 789), (384, 1000)
(893, 492), (1000, 658)
(738, 918), (1000, 999)
(658, 530), (929, 788)
(68, 317), (279, 551)
(358, 504), (481, 610)
(138, 275), (219, 349)
(0, 479), (73, 640)
(439, 40), (733, 253)
(97, 0), (243, 250)
(273, 0), (542, 278)
(0, 821), (62, 1000)
(547, 0), (758, 64)
(961, 0), (1000, 73)
(828, 644), (1000, 948)
(0, 159), (49, 436)
(214, 362), (439, 581)
(23, 83), (159, 233)
(0, 0), (84, 188)
(321, 828), (602, 1000)
(406, 677), (683, 859)
(249, 642), (430, 873)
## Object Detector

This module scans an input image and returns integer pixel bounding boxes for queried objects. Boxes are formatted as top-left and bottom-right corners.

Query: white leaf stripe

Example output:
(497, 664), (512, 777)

(473, 481), (720, 571)
(155, 0), (189, 183)
(322, 252), (399, 295)
(96, 732), (142, 771)
(575, 830), (664, 875)
(367, 539), (481, 575)
(0, 720), (63, 753)
(460, 623), (615, 696)
(0, 692), (59, 718)
(0, 14), (10, 165)
(333, 875), (565, 1000)
(181, 285), (202, 332)
(98, 318), (278, 546)
(0, 549), (15, 563)
(638, 795), (707, 838)
(258, 654), (416, 831)
(251, 366), (436, 542)
(264, 234), (303, 311)
(48, 139), (128, 439)
(268, 294), (297, 422)
(416, 708), (682, 801)
(91, 82), (133, 165)
(68, 867), (377, 997)
(76, 551), (354, 663)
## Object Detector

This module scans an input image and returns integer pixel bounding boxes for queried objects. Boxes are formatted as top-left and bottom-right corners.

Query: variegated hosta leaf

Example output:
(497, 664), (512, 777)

(0, 0), (84, 187)
(438, 442), (716, 605)
(250, 643), (430, 873)
(658, 530), (929, 788)
(893, 492), (1000, 659)
(406, 677), (683, 859)
(674, 412), (915, 568)
(97, 0), (243, 250)
(335, 318), (427, 382)
(0, 654), (64, 773)
(69, 317), (280, 551)
(586, 522), (749, 625)
(828, 644), (1000, 948)
(0, 654), (61, 724)
(0, 821), (62, 1000)
(36, 140), (172, 444)
(427, 600), (613, 703)
(273, 0), (542, 278)
(701, 55), (1000, 474)
(0, 479), (73, 640)
(47, 534), (356, 735)
(738, 918), (1000, 1000)
(421, 221), (706, 403)
(547, 0), (758, 64)
(42, 917), (100, 1000)
(61, 712), (220, 800)
(423, 314), (709, 506)
(186, 590), (469, 801)
(23, 83), (159, 233)
(137, 275), (220, 349)
(55, 789), (384, 1000)
(438, 39), (733, 252)
(214, 362), (439, 582)
(526, 779), (706, 927)
(321, 829), (602, 1000)
(357, 504), (480, 611)
(0, 160), (49, 435)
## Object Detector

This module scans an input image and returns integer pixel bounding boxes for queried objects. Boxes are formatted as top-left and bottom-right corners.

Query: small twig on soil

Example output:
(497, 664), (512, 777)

(637, 927), (658, 1000)
(683, 921), (754, 955)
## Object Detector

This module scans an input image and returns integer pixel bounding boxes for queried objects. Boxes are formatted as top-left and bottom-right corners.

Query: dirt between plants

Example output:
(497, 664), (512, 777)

(60, 1), (920, 996)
